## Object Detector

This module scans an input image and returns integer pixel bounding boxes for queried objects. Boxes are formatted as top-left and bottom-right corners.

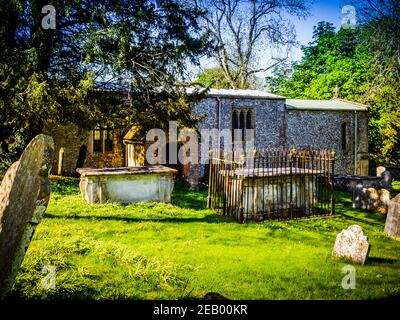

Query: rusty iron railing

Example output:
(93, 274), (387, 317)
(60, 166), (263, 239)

(207, 147), (335, 222)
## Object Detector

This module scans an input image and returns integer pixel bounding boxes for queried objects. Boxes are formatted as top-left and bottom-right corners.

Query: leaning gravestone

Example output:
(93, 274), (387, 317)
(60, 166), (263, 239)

(0, 134), (54, 298)
(333, 225), (370, 265)
(384, 194), (400, 239)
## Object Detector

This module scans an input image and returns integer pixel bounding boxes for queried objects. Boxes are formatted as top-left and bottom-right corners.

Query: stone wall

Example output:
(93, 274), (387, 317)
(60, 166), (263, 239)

(194, 97), (286, 146)
(193, 99), (369, 179)
(87, 130), (125, 170)
(43, 123), (125, 175)
(193, 97), (286, 181)
(285, 110), (369, 175)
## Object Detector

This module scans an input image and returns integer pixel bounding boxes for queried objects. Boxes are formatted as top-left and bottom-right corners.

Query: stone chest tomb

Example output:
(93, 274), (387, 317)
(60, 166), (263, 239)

(77, 166), (176, 204)
(208, 148), (335, 222)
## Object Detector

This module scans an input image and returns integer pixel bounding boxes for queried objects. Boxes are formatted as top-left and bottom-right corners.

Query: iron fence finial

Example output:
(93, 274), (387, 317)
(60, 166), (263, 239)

(289, 147), (297, 159)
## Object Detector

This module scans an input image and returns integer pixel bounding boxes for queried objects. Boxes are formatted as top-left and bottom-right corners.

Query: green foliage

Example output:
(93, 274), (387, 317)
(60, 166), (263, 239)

(0, 0), (210, 166)
(195, 67), (259, 90)
(195, 68), (232, 89)
(266, 22), (373, 100)
(266, 18), (400, 164)
(49, 176), (80, 195)
(8, 177), (400, 299)
(366, 79), (400, 164)
(359, 1), (400, 164)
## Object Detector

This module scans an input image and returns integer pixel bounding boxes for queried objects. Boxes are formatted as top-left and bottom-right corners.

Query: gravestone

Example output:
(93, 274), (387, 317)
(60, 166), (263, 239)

(352, 184), (365, 209)
(378, 189), (391, 214)
(380, 170), (392, 190)
(0, 134), (54, 298)
(385, 194), (400, 238)
(333, 225), (370, 265)
(376, 166), (386, 177)
(353, 186), (390, 214)
(366, 188), (380, 211)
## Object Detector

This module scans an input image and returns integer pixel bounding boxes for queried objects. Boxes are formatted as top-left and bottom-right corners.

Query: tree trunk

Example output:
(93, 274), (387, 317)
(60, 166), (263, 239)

(384, 199), (400, 238)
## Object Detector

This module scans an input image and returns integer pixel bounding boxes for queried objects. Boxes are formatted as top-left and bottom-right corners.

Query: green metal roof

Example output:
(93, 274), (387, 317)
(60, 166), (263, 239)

(285, 99), (368, 111)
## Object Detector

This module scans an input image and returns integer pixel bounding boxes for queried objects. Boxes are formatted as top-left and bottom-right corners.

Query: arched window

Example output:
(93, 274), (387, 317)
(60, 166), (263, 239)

(232, 110), (238, 130)
(232, 108), (255, 141)
(246, 110), (252, 129)
(341, 123), (347, 151)
(239, 111), (245, 140)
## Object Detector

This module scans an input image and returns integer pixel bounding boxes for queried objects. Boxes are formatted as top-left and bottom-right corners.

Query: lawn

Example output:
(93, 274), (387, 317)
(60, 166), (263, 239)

(7, 177), (400, 300)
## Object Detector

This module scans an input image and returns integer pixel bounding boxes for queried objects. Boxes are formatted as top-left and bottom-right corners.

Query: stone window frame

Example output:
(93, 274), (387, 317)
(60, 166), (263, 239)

(90, 127), (114, 153)
(231, 107), (255, 141)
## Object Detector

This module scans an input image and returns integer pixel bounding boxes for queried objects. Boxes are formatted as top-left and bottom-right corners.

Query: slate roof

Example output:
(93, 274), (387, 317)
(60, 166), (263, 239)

(186, 87), (284, 100)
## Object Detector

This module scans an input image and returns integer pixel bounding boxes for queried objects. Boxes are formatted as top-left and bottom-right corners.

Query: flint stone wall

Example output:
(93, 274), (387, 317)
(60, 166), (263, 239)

(193, 98), (369, 180)
(286, 110), (369, 176)
(193, 97), (286, 179)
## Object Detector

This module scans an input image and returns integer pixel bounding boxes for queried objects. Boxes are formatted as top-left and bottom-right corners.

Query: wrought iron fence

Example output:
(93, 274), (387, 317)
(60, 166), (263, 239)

(207, 147), (335, 222)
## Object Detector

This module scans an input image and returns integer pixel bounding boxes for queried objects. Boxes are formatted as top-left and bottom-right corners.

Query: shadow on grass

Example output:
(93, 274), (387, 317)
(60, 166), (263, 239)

(48, 178), (390, 231)
(44, 212), (235, 224)
(368, 257), (398, 265)
(171, 182), (209, 210)
(337, 211), (386, 227)
(334, 190), (355, 208)
(379, 295), (400, 300)
(50, 176), (80, 195)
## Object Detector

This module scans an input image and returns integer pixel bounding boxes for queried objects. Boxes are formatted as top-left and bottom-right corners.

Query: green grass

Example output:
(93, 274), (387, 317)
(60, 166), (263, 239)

(392, 180), (400, 197)
(7, 177), (400, 300)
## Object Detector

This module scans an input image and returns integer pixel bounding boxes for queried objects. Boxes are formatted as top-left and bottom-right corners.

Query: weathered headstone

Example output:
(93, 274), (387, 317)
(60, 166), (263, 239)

(353, 186), (390, 214)
(378, 189), (391, 214)
(0, 134), (54, 298)
(376, 166), (386, 177)
(385, 194), (400, 239)
(366, 187), (380, 211)
(352, 184), (366, 209)
(333, 225), (371, 265)
(380, 170), (392, 190)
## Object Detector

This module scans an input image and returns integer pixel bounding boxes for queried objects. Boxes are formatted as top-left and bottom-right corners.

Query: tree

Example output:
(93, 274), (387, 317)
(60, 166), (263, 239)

(357, 0), (400, 164)
(82, 0), (211, 135)
(266, 8), (400, 165)
(195, 67), (240, 88)
(265, 22), (373, 100)
(197, 0), (310, 89)
(0, 0), (210, 167)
